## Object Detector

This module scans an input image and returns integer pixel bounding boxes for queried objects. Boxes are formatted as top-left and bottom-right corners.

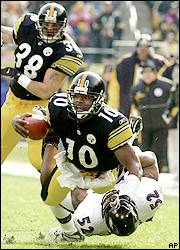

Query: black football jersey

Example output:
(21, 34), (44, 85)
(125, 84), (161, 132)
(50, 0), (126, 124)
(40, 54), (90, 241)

(11, 14), (84, 100)
(48, 93), (133, 172)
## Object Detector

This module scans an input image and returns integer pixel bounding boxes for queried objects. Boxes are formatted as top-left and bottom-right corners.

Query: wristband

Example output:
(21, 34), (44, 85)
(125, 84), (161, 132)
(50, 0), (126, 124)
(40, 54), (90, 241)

(18, 74), (31, 89)
(118, 174), (141, 196)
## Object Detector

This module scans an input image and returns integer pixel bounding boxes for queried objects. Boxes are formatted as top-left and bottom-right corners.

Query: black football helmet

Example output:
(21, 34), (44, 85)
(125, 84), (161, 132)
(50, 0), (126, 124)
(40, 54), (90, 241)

(36, 2), (67, 43)
(67, 71), (105, 121)
(102, 190), (139, 236)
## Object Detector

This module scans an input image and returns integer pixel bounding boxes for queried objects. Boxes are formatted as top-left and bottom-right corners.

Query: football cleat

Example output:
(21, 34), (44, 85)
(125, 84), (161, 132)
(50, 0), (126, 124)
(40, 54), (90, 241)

(48, 228), (85, 242)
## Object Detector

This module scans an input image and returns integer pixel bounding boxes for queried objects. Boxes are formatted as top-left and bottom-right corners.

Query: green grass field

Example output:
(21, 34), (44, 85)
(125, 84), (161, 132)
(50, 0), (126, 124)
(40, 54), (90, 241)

(1, 174), (179, 249)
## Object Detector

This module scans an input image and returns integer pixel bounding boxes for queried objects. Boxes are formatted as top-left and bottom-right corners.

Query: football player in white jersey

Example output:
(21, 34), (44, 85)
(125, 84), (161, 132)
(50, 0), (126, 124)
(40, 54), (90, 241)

(48, 116), (163, 240)
(71, 174), (163, 237)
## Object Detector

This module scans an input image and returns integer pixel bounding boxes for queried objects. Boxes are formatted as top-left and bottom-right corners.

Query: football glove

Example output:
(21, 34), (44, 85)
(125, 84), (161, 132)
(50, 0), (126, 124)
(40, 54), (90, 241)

(1, 67), (22, 81)
(129, 114), (143, 134)
(32, 106), (49, 120)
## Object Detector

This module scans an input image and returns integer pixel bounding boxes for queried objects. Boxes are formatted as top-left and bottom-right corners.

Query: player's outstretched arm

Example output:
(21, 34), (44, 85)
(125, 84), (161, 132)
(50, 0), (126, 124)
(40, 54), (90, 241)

(114, 144), (143, 178)
(22, 68), (67, 99)
(137, 150), (159, 181)
(1, 67), (67, 100)
(114, 144), (143, 196)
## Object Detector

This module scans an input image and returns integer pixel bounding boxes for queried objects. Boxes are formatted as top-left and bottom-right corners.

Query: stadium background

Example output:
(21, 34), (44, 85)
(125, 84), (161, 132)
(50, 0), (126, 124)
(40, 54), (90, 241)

(1, 1), (179, 249)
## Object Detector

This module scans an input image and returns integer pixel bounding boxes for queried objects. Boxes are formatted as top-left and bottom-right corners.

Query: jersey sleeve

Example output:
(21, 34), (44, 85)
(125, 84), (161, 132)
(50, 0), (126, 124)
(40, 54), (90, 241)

(107, 116), (133, 151)
(48, 93), (68, 128)
(51, 54), (84, 76)
(51, 33), (84, 76)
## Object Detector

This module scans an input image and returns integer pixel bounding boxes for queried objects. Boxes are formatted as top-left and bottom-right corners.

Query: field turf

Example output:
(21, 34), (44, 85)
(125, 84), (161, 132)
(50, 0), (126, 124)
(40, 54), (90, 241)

(1, 174), (179, 249)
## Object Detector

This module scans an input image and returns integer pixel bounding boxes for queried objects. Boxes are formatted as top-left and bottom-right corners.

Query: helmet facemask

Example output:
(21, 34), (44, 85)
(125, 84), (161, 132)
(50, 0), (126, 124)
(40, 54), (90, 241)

(67, 71), (105, 122)
(36, 3), (67, 44)
(102, 191), (139, 236)
(67, 88), (104, 121)
(36, 21), (66, 44)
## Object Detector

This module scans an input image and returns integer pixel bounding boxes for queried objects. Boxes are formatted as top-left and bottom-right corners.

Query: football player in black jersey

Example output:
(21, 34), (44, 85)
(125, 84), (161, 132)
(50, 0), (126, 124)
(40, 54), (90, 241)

(12, 71), (143, 241)
(1, 2), (84, 170)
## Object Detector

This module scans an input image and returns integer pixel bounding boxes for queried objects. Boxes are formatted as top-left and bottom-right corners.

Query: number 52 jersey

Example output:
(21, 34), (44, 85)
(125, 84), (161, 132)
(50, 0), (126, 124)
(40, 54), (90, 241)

(73, 177), (164, 236)
(48, 93), (133, 172)
(11, 13), (84, 100)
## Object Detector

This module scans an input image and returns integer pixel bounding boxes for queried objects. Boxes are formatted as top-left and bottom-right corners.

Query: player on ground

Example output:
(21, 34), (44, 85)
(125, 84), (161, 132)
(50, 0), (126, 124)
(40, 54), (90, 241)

(48, 146), (163, 240)
(12, 71), (143, 241)
(1, 2), (84, 169)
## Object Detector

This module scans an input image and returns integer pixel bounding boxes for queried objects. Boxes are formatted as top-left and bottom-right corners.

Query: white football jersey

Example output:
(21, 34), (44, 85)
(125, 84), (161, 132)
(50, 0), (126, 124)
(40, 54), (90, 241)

(116, 177), (164, 223)
(73, 177), (164, 236)
(73, 191), (109, 236)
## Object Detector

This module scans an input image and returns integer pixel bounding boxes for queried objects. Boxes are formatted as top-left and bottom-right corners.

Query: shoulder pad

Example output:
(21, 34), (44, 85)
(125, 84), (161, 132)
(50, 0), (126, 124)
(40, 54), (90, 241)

(64, 33), (83, 58)
(13, 13), (38, 40)
(100, 105), (133, 150)
(49, 92), (68, 107)
(51, 34), (84, 76)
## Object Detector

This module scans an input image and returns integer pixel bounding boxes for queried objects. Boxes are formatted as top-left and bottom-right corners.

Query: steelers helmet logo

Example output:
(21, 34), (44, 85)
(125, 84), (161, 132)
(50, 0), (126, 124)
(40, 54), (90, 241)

(43, 47), (53, 56)
(87, 134), (96, 144)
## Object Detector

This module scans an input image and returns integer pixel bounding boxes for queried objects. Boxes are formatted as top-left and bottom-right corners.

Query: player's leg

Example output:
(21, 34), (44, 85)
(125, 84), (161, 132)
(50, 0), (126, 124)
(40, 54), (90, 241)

(25, 99), (48, 170)
(1, 91), (23, 165)
(42, 166), (84, 241)
(27, 138), (43, 171)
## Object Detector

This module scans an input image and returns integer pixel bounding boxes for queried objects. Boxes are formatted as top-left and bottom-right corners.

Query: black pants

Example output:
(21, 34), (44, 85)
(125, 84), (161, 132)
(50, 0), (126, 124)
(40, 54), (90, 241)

(141, 128), (169, 171)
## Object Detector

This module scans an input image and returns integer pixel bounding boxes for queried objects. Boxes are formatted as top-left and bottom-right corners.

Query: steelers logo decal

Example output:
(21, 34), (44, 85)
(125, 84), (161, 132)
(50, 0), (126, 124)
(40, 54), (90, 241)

(87, 134), (96, 144)
(154, 88), (163, 97)
(43, 47), (53, 56)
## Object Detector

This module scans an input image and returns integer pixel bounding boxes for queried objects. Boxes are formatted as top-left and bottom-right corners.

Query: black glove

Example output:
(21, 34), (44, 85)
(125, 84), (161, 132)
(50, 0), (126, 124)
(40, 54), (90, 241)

(129, 114), (143, 134)
(1, 67), (22, 81)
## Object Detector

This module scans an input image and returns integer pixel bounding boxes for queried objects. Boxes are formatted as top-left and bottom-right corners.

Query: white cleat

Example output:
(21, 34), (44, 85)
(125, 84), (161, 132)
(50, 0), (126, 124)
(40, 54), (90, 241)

(48, 228), (85, 242)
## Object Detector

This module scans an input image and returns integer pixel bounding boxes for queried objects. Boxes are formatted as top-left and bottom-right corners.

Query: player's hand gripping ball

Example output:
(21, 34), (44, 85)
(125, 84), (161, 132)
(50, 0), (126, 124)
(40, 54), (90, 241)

(24, 114), (49, 140)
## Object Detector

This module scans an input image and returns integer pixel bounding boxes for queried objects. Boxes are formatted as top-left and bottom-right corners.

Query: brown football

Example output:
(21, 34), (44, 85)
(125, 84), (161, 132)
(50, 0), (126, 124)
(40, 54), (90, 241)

(24, 114), (49, 140)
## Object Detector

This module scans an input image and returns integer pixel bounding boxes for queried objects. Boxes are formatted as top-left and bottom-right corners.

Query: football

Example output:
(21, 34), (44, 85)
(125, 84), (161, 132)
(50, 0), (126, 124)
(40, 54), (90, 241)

(23, 114), (49, 140)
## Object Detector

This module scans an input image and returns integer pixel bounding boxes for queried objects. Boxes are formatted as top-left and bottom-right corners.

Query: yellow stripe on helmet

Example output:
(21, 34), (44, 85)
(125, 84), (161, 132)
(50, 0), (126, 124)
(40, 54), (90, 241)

(79, 73), (87, 87)
(49, 3), (54, 17)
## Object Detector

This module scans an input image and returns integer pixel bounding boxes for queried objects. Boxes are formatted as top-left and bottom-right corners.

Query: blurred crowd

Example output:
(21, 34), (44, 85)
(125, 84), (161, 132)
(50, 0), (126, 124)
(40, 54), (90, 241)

(1, 1), (125, 48)
(147, 1), (179, 58)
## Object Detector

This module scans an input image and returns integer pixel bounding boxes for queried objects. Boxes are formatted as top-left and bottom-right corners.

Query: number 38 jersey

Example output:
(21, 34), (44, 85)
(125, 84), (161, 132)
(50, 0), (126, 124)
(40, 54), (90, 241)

(48, 93), (133, 172)
(11, 14), (83, 100)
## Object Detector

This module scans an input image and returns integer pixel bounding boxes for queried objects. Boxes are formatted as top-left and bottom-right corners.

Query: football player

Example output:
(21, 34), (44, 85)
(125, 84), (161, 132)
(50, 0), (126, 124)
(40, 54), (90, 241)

(48, 147), (163, 240)
(1, 2), (84, 169)
(12, 71), (143, 241)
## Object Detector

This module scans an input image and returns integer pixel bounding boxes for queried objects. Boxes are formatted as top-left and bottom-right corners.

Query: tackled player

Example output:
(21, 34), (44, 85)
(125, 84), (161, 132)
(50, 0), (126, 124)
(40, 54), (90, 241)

(12, 71), (143, 241)
(48, 147), (163, 240)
